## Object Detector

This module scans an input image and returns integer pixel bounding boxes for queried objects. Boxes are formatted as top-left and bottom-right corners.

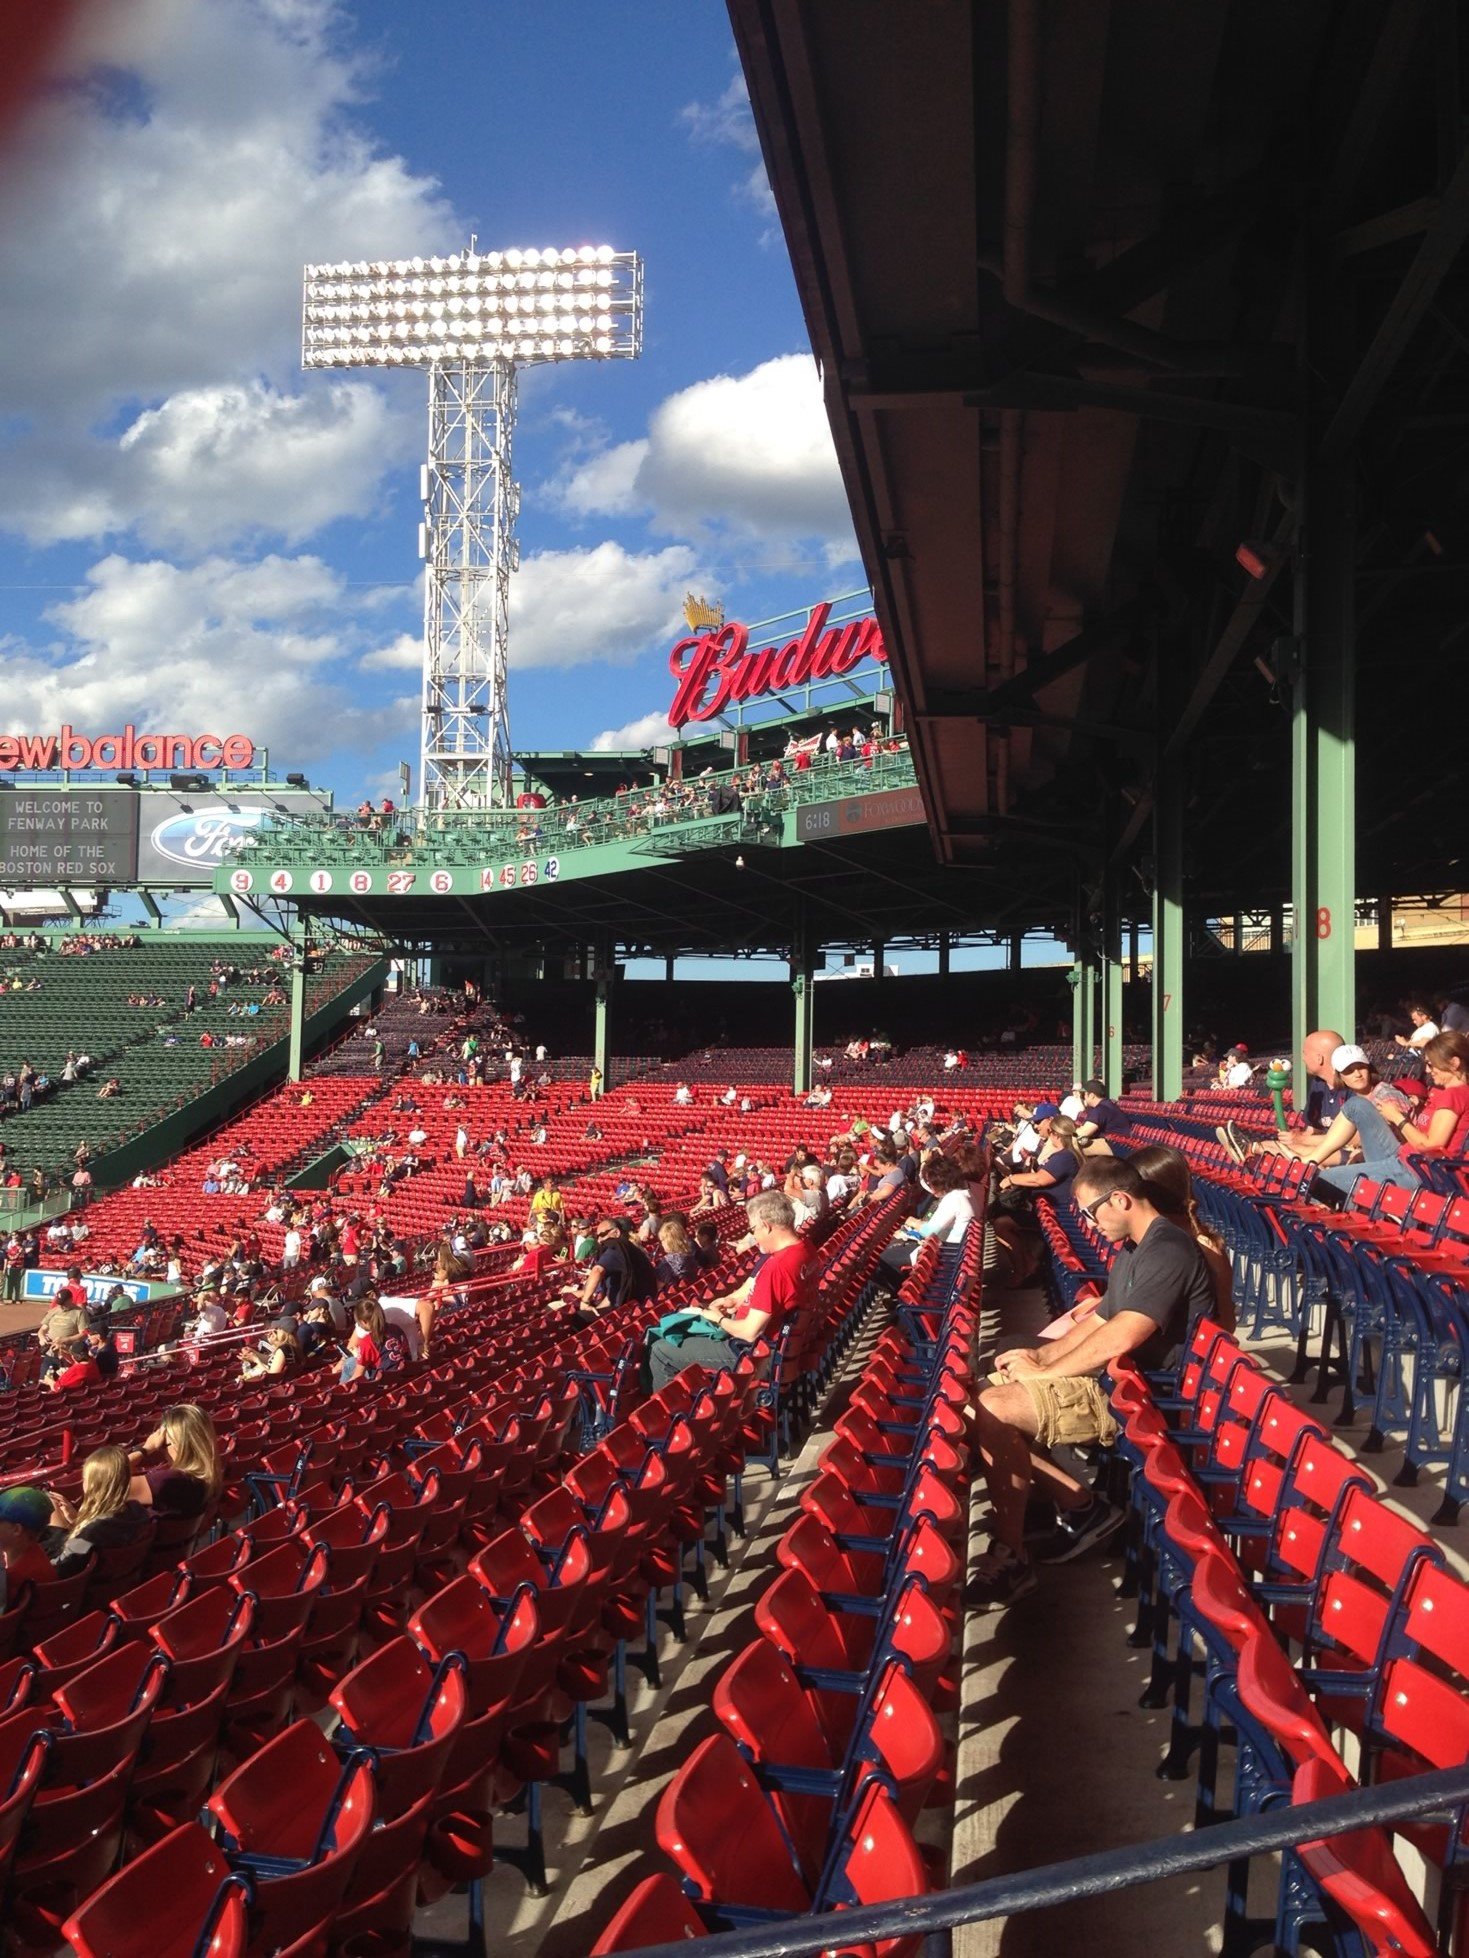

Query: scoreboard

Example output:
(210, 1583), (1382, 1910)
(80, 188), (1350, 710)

(0, 790), (140, 885)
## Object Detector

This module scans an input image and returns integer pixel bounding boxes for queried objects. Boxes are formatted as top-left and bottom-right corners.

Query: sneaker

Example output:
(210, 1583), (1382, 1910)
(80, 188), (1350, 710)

(967, 1542), (1039, 1610)
(1032, 1496), (1126, 1564)
(1215, 1123), (1247, 1165)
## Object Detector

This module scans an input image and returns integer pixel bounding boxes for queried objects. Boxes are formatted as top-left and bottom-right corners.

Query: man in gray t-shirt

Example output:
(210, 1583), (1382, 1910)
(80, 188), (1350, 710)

(971, 1157), (1215, 1611)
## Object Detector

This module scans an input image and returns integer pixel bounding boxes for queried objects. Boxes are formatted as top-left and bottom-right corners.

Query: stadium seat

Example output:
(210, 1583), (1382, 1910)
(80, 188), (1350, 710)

(206, 1720), (375, 1956)
(62, 1820), (251, 1958)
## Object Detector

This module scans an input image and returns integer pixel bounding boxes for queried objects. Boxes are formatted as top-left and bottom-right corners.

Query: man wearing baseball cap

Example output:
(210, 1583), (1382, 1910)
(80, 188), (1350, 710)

(0, 1486), (55, 1602)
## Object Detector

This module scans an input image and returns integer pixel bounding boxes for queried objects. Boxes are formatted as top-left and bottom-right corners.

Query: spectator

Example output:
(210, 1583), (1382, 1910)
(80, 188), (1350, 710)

(995, 1110), (1079, 1206)
(189, 1291), (229, 1339)
(1129, 1145), (1236, 1332)
(1216, 1045), (1253, 1090)
(46, 1447), (150, 1576)
(0, 1486), (55, 1597)
(689, 1174), (730, 1217)
(692, 1220), (721, 1269)
(1073, 1078), (1132, 1157)
(876, 1155), (974, 1289)
(49, 1328), (118, 1391)
(1306, 1031), (1469, 1199)
(36, 1283), (88, 1379)
(654, 1217), (700, 1286)
(970, 1157), (1214, 1607)
(2, 1232), (23, 1302)
(792, 1164), (828, 1229)
(128, 1404), (223, 1519)
(528, 1174), (563, 1223)
(644, 1191), (814, 1390)
(513, 1215), (568, 1276)
(240, 1324), (303, 1382)
(558, 1216), (657, 1322)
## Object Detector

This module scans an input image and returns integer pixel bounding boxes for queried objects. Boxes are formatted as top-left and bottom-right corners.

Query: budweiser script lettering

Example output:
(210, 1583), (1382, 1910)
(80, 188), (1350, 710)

(666, 604), (887, 726)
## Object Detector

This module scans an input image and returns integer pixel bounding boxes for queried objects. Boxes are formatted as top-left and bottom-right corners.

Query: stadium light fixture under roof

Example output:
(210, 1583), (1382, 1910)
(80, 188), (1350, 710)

(303, 245), (643, 810)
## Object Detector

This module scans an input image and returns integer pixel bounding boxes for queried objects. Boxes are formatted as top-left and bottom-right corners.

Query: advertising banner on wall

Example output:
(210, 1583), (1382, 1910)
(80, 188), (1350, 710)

(0, 788), (326, 888)
(133, 790), (327, 887)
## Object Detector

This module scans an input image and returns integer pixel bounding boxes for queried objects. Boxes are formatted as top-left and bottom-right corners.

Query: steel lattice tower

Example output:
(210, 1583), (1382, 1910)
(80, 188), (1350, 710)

(302, 246), (643, 809)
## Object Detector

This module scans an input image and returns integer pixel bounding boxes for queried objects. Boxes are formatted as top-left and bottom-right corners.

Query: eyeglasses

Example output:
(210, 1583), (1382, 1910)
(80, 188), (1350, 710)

(1080, 1192), (1116, 1224)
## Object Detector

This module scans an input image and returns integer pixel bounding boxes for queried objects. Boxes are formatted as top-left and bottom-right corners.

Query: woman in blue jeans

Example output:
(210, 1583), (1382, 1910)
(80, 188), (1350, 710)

(1294, 1039), (1469, 1199)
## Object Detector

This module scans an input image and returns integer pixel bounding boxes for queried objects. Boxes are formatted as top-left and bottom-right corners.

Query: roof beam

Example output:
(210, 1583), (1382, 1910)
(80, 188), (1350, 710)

(1320, 139), (1469, 462)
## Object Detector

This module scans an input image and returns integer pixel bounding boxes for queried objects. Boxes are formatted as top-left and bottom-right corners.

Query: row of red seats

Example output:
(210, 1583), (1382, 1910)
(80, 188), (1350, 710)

(594, 1219), (985, 1953)
(1111, 1323), (1468, 1953)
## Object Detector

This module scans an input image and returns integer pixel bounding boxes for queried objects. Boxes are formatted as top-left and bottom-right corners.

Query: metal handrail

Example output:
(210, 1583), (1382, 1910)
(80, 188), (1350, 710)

(224, 743), (917, 871)
(602, 1762), (1469, 1958)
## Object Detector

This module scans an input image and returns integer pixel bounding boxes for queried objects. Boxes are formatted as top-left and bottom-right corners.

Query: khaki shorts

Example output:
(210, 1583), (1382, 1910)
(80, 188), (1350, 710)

(990, 1371), (1118, 1450)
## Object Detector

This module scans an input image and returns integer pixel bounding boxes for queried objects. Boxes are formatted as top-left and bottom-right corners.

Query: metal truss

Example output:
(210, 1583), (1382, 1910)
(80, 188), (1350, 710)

(421, 360), (518, 813)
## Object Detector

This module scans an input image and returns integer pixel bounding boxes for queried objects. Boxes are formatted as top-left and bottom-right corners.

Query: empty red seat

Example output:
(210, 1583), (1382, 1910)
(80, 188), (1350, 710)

(206, 1719), (375, 1955)
(62, 1820), (250, 1958)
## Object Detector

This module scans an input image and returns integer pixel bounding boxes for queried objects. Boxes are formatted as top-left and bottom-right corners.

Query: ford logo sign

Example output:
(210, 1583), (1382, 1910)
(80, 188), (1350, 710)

(149, 808), (271, 869)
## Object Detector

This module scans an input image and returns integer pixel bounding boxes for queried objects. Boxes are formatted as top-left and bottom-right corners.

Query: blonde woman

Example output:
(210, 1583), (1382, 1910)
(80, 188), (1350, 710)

(240, 1323), (303, 1382)
(49, 1445), (150, 1575)
(127, 1404), (222, 1520)
(654, 1216), (700, 1286)
(419, 1238), (472, 1360)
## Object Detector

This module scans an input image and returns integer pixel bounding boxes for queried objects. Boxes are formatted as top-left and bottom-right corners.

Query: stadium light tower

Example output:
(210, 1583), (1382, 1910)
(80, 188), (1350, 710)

(303, 245), (643, 810)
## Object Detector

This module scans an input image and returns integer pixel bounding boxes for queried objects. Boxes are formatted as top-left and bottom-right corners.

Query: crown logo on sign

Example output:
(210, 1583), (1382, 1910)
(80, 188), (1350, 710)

(682, 593), (724, 633)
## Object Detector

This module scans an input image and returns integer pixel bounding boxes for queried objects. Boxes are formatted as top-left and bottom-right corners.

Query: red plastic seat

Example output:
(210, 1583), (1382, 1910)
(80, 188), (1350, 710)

(127, 1678), (232, 1843)
(27, 1609), (120, 1697)
(149, 1585), (255, 1706)
(108, 1568), (192, 1643)
(0, 1720), (47, 1890)
(227, 1537), (330, 1642)
(655, 1730), (809, 1915)
(62, 1819), (250, 1958)
(206, 1718), (375, 1955)
(591, 1873), (707, 1952)
(0, 1702), (136, 1953)
(19, 1564), (95, 1651)
(1291, 1756), (1438, 1958)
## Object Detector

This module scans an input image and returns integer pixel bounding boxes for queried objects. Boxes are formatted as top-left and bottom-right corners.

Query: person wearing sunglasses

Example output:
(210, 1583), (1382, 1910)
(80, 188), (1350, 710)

(970, 1156), (1215, 1609)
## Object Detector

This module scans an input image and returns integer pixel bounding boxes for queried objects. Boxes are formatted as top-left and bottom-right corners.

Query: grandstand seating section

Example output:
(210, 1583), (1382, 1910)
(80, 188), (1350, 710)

(0, 1013), (1464, 1951)
(0, 939), (375, 1184)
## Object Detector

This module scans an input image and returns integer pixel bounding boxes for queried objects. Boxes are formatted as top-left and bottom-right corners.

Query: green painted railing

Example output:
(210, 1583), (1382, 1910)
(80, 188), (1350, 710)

(221, 744), (917, 874)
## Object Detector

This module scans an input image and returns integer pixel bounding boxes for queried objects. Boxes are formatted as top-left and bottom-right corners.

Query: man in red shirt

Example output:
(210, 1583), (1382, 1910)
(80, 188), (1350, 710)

(645, 1191), (814, 1390)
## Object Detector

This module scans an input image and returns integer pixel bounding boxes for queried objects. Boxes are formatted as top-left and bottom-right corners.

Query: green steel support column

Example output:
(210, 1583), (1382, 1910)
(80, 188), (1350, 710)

(1082, 959), (1099, 1081)
(1290, 452), (1357, 1064)
(937, 933), (950, 978)
(1071, 958), (1096, 1085)
(791, 907), (816, 1096)
(287, 952), (306, 1083)
(1102, 876), (1124, 1096)
(593, 937), (612, 1088)
(1152, 760), (1184, 1101)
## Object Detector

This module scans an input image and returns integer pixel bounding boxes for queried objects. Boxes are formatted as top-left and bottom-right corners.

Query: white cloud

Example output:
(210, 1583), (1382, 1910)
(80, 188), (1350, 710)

(554, 355), (855, 548)
(0, 0), (456, 553)
(507, 541), (700, 670)
(589, 711), (678, 753)
(0, 551), (416, 764)
(680, 73), (760, 154)
(679, 70), (775, 222)
(360, 631), (422, 673)
(557, 439), (649, 521)
(0, 380), (413, 551)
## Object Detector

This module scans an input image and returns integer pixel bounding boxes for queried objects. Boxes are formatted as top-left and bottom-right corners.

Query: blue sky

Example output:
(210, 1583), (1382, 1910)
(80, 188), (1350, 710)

(0, 0), (866, 808)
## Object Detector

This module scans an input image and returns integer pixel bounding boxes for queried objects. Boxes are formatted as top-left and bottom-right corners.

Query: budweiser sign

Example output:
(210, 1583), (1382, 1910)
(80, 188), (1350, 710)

(666, 602), (887, 726)
(0, 726), (256, 771)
